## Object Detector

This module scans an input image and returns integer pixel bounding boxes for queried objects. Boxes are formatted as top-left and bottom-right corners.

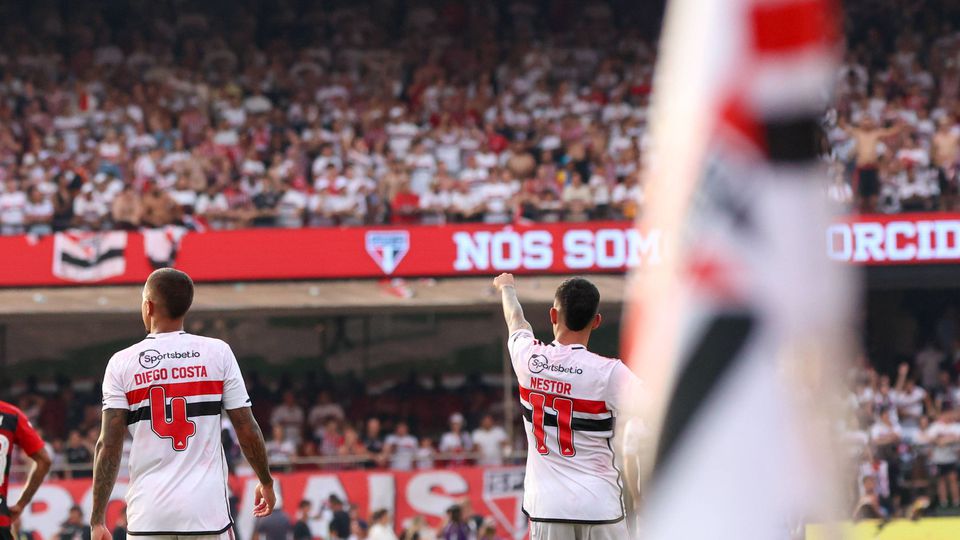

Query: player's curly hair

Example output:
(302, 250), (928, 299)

(554, 277), (600, 331)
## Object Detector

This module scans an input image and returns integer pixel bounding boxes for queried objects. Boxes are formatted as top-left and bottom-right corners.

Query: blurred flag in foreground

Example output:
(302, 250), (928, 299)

(622, 0), (854, 538)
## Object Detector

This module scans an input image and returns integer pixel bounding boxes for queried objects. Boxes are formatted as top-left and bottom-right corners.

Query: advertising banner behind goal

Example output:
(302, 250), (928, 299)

(11, 466), (529, 540)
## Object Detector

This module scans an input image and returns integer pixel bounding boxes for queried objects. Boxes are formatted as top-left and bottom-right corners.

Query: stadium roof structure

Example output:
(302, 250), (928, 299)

(0, 275), (627, 320)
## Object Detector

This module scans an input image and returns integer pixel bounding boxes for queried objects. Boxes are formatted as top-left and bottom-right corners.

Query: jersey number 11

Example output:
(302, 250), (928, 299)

(529, 392), (576, 457)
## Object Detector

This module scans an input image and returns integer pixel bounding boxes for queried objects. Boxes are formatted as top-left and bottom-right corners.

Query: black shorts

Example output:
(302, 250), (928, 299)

(935, 463), (957, 476)
(0, 527), (11, 540)
(857, 167), (880, 197)
(939, 167), (956, 196)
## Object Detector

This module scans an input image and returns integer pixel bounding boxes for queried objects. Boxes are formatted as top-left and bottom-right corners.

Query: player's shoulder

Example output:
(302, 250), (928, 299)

(0, 399), (26, 418)
(579, 350), (632, 381)
(183, 332), (231, 351)
(108, 337), (155, 364)
(579, 348), (623, 367)
(509, 328), (546, 347)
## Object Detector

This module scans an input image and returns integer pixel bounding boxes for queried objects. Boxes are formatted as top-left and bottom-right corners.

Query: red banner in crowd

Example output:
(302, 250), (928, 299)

(11, 467), (529, 540)
(1, 214), (958, 287)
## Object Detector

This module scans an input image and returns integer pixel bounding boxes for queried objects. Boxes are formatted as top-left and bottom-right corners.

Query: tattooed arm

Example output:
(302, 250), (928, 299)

(90, 409), (127, 537)
(493, 273), (533, 333)
(226, 407), (275, 517)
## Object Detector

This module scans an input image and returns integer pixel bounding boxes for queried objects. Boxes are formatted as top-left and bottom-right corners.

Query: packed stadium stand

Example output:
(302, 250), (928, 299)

(0, 0), (663, 236)
(1, 0), (960, 537)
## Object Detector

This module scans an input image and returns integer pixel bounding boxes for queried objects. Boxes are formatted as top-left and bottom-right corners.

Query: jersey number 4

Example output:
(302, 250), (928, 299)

(149, 386), (196, 451)
(529, 392), (576, 457)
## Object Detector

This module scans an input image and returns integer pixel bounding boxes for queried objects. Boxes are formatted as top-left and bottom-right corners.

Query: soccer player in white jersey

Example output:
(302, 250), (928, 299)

(91, 268), (275, 540)
(493, 273), (640, 540)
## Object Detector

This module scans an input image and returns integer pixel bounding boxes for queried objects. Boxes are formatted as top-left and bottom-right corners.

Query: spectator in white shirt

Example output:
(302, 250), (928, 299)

(271, 391), (305, 444)
(265, 424), (297, 467)
(383, 422), (419, 471)
(474, 145), (498, 171)
(169, 176), (198, 215)
(97, 129), (125, 177)
(0, 179), (27, 235)
(416, 438), (436, 470)
(480, 170), (516, 224)
(419, 181), (452, 224)
(450, 182), (482, 222)
(386, 114), (419, 158)
(23, 185), (53, 235)
(872, 375), (898, 422)
(368, 509), (398, 540)
(244, 91), (273, 115)
(406, 140), (438, 195)
(896, 163), (938, 212)
(826, 164), (854, 207)
(926, 416), (960, 507)
(471, 415), (508, 466)
(311, 145), (343, 179)
(611, 172), (643, 220)
(195, 185), (231, 229)
(308, 390), (346, 441)
(893, 363), (930, 428)
(562, 172), (593, 221)
(589, 168), (613, 219)
(275, 181), (309, 228)
(459, 154), (490, 187)
(439, 413), (473, 464)
(869, 408), (902, 449)
(72, 186), (109, 230)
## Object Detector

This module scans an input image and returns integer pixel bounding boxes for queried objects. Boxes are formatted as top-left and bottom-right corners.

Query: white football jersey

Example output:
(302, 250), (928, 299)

(509, 329), (639, 523)
(102, 331), (251, 535)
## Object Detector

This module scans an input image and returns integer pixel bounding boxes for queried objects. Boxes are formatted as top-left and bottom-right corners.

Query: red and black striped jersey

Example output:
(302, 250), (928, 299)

(0, 400), (45, 527)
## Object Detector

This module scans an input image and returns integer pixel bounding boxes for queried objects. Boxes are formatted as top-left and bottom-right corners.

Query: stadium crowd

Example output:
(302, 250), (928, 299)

(0, 0), (658, 237)
(0, 0), (956, 236)
(845, 315), (960, 519)
(825, 0), (960, 213)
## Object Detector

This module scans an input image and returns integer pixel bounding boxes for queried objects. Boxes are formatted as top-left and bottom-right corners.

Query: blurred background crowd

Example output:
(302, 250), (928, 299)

(8, 369), (517, 479)
(8, 369), (517, 539)
(1, 0), (957, 237)
(0, 0), (660, 235)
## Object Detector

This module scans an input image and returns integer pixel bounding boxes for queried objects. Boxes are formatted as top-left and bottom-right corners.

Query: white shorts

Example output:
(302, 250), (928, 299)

(529, 520), (628, 540)
(128, 530), (234, 540)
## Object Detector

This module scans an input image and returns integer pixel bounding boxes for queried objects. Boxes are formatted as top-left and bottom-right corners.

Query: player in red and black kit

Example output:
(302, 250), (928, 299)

(0, 401), (51, 540)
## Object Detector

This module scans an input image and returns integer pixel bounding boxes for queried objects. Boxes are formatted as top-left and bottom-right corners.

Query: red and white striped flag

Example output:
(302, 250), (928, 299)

(623, 0), (854, 538)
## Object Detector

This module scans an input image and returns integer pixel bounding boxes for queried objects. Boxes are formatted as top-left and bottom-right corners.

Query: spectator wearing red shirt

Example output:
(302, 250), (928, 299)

(391, 180), (421, 225)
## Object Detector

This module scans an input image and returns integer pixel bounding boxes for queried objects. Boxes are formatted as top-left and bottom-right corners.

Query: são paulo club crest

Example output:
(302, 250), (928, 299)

(365, 231), (410, 275)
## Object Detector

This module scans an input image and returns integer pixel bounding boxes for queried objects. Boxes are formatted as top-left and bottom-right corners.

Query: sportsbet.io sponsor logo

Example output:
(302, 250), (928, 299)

(138, 349), (201, 369)
(527, 354), (583, 375)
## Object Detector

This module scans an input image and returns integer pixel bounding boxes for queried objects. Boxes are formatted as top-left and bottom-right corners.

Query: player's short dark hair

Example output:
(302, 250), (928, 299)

(146, 268), (194, 319)
(554, 277), (600, 332)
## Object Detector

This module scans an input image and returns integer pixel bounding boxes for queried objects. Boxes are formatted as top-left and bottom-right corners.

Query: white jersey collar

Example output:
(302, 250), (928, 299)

(145, 330), (187, 339)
